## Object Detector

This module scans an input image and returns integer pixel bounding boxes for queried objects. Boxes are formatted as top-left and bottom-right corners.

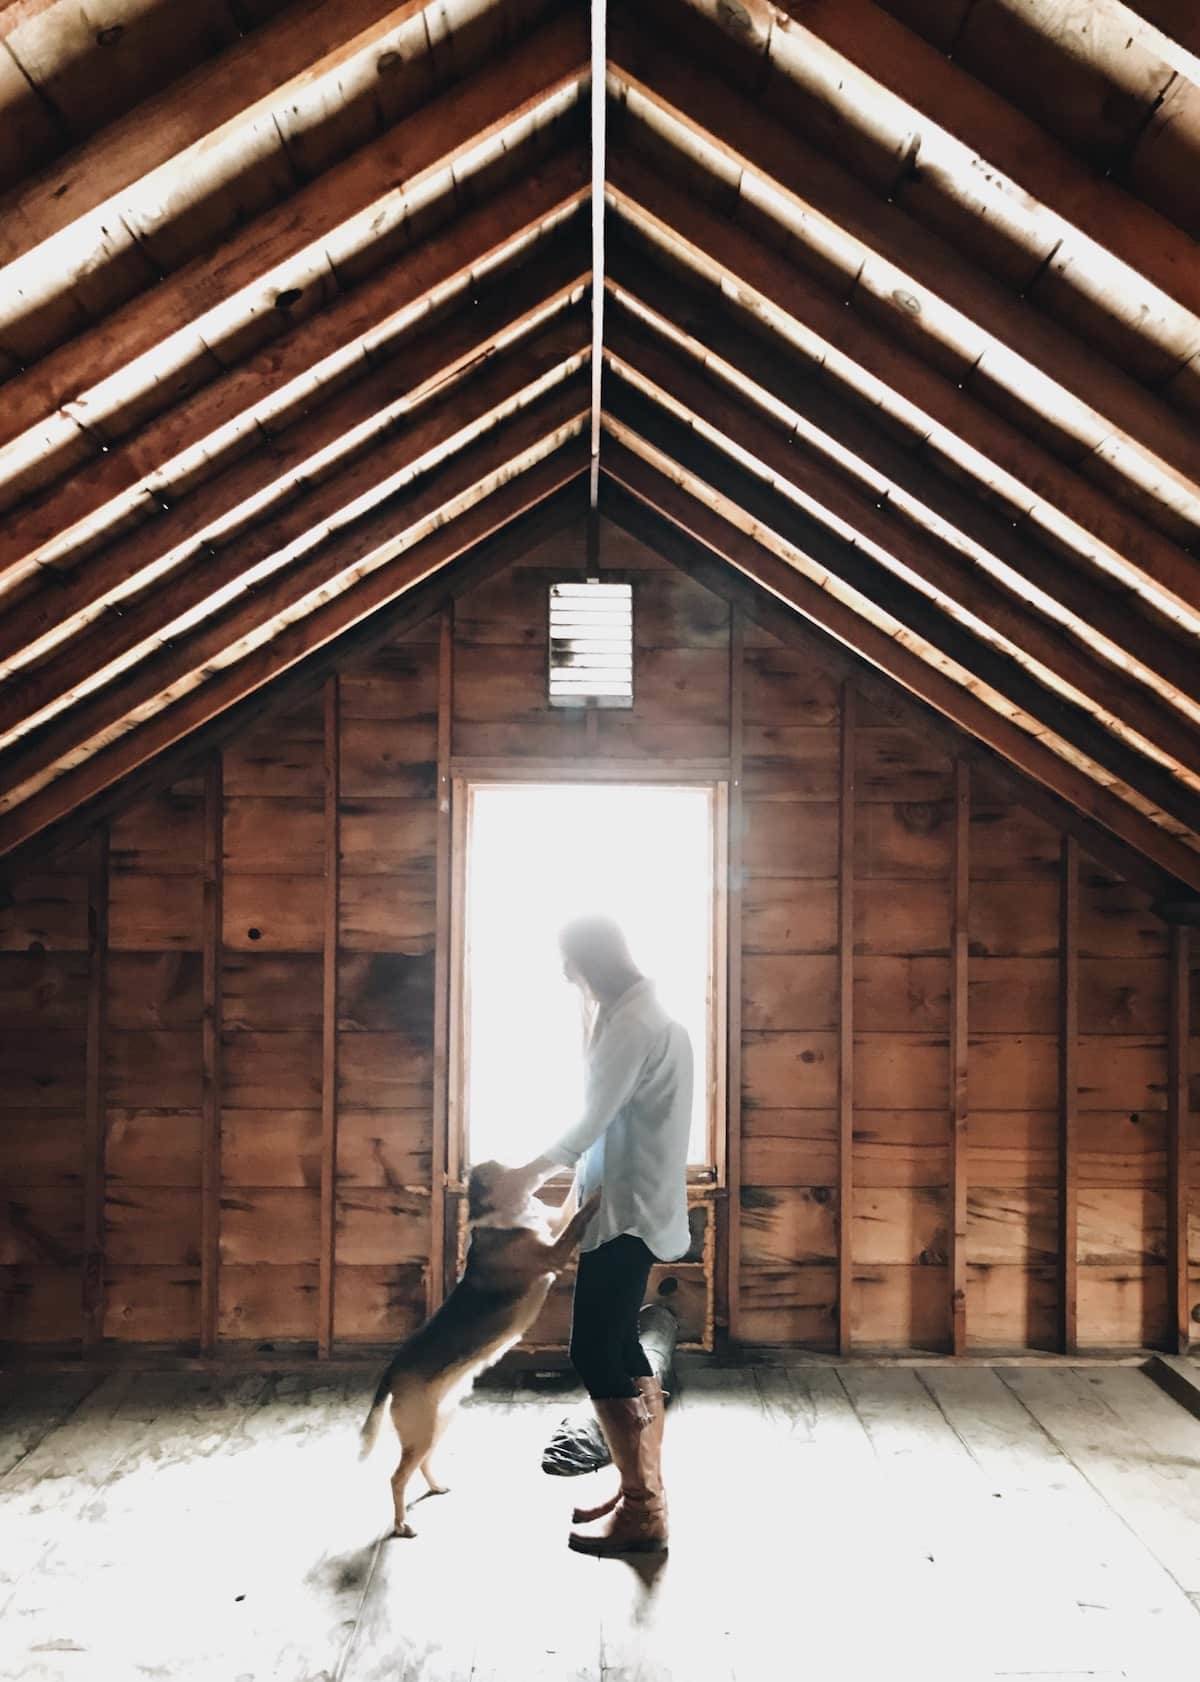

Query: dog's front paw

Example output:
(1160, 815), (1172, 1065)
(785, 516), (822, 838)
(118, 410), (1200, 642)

(391, 1522), (416, 1540)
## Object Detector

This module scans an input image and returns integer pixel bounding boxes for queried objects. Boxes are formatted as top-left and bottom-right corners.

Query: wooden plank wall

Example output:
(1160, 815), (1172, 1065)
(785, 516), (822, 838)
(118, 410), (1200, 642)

(850, 696), (956, 1350)
(335, 623), (437, 1344)
(0, 843), (91, 1341)
(0, 514), (1196, 1353)
(967, 777), (1064, 1349)
(219, 695), (325, 1344)
(1076, 857), (1172, 1347)
(738, 620), (841, 1345)
(103, 779), (207, 1343)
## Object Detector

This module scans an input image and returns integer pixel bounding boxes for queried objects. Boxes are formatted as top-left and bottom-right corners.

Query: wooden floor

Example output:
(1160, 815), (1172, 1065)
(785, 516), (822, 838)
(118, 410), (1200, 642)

(2, 1362), (1199, 1681)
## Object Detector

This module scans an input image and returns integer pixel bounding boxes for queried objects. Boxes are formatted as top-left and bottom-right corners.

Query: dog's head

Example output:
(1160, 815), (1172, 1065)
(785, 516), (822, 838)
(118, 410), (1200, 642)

(466, 1159), (532, 1227)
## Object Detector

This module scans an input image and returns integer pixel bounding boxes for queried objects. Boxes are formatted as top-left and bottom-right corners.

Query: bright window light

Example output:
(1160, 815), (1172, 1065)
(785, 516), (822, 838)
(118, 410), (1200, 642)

(464, 782), (715, 1170)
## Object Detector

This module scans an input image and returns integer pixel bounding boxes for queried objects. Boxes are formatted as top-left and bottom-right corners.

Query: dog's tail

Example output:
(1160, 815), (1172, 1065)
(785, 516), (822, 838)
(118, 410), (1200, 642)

(358, 1371), (392, 1460)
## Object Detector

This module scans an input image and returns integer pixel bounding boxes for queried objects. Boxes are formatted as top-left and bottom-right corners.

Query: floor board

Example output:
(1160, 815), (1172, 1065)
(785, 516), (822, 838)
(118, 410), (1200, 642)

(0, 1375), (102, 1483)
(1002, 1367), (1200, 1597)
(0, 1363), (1197, 1681)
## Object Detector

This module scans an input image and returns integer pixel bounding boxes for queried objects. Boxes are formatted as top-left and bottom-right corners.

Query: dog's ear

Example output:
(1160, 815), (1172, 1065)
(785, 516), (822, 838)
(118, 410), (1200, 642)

(467, 1163), (496, 1221)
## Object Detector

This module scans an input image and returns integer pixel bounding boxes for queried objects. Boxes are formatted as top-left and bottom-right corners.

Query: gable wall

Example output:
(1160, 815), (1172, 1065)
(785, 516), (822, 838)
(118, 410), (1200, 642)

(1, 517), (1195, 1355)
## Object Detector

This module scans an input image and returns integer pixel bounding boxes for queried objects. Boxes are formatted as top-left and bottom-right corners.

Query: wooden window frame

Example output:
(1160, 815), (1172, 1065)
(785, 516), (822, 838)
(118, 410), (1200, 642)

(446, 769), (729, 1195)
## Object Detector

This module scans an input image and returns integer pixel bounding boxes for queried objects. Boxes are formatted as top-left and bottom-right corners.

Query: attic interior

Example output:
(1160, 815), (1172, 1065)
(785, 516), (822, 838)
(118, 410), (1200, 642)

(1, 0), (1199, 1674)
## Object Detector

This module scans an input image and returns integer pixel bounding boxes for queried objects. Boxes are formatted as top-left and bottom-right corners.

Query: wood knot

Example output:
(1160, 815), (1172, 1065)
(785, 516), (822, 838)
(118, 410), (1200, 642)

(716, 0), (753, 31)
(896, 801), (944, 835)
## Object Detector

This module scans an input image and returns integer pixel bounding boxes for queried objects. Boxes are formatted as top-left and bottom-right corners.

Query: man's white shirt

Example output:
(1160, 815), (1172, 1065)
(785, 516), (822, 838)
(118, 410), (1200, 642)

(546, 978), (693, 1262)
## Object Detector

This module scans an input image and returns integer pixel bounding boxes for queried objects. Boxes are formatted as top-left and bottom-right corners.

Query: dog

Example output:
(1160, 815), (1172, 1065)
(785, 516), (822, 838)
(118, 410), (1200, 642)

(358, 1160), (600, 1538)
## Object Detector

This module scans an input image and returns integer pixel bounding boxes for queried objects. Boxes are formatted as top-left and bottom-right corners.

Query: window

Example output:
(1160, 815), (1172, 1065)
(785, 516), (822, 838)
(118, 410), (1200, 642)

(454, 780), (724, 1174)
(548, 580), (633, 707)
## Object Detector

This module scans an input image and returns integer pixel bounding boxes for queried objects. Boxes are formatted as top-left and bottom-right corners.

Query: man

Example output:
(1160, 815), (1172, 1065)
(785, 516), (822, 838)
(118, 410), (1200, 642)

(492, 914), (692, 1555)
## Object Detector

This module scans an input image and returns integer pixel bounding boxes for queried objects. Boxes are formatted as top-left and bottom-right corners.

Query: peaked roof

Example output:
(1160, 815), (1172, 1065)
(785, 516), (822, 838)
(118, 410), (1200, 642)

(0, 0), (1197, 903)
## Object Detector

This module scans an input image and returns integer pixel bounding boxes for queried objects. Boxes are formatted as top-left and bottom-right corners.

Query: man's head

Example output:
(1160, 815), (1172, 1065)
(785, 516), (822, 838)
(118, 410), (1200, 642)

(558, 914), (641, 1005)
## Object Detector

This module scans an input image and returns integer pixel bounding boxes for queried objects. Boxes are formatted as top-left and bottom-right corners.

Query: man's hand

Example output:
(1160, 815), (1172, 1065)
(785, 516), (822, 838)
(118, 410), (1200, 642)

(490, 1154), (559, 1208)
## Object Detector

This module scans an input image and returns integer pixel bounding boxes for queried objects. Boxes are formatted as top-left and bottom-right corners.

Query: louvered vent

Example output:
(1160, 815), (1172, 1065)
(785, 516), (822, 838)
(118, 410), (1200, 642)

(548, 580), (634, 708)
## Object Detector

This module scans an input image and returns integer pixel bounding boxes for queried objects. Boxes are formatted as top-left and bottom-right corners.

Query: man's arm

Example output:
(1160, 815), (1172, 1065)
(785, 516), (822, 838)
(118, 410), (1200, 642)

(542, 1014), (648, 1169)
(495, 1015), (649, 1206)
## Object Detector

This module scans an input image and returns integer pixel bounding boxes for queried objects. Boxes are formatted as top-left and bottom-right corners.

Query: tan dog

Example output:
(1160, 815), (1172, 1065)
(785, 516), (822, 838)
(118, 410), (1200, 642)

(359, 1161), (599, 1538)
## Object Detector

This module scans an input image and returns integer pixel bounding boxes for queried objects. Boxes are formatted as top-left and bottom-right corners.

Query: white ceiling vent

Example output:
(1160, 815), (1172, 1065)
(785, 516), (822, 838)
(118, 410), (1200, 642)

(548, 580), (633, 708)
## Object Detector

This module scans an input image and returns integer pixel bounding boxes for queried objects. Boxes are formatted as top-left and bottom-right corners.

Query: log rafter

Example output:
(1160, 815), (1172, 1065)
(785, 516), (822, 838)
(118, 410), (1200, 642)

(0, 153), (590, 602)
(599, 432), (1200, 892)
(595, 472), (1188, 904)
(1, 0), (444, 292)
(0, 0), (1196, 900)
(0, 6), (588, 503)
(661, 0), (1200, 385)
(0, 429), (588, 856)
(607, 150), (1200, 627)
(602, 372), (1200, 845)
(0, 480), (587, 883)
(607, 26), (1200, 541)
(0, 362), (590, 825)
(0, 253), (590, 749)
(604, 304), (1200, 793)
(603, 233), (1200, 719)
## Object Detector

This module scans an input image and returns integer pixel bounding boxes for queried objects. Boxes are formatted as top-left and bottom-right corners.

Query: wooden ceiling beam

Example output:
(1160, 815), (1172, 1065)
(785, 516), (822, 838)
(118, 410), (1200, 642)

(0, 445), (588, 861)
(667, 0), (1200, 389)
(599, 419), (1200, 890)
(0, 230), (589, 710)
(0, 1), (61, 30)
(1, 0), (444, 279)
(607, 149), (1200, 626)
(604, 373), (1200, 842)
(0, 358), (589, 815)
(0, 150), (589, 598)
(605, 306), (1200, 791)
(0, 6), (588, 500)
(0, 479), (586, 883)
(605, 231), (1200, 716)
(597, 474), (1188, 904)
(1122, 0), (1200, 68)
(607, 28), (1200, 541)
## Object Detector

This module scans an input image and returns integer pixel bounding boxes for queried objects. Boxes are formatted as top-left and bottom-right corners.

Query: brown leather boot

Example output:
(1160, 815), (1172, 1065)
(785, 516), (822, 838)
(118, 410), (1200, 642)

(571, 1377), (667, 1525)
(568, 1379), (668, 1555)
